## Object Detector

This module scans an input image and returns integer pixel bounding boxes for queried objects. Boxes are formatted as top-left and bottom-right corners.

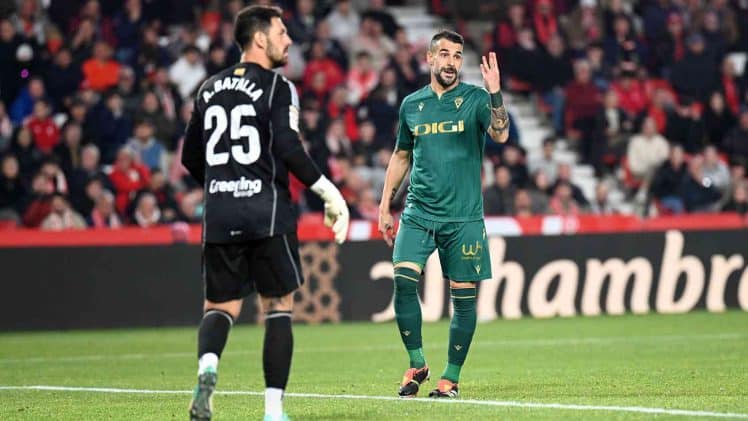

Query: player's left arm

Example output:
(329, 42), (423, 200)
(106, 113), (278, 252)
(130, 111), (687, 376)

(480, 52), (510, 144)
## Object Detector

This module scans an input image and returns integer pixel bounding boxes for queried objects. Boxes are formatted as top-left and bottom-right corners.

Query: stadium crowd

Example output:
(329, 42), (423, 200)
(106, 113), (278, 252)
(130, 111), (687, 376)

(0, 0), (746, 231)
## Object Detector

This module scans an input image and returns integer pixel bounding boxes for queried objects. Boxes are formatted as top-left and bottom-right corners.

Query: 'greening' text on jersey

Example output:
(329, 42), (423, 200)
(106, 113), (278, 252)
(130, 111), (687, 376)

(396, 82), (492, 222)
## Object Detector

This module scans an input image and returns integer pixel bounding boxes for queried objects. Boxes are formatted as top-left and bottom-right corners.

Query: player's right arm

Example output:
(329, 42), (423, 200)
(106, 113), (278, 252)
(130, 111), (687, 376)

(378, 101), (414, 247)
(181, 99), (205, 185)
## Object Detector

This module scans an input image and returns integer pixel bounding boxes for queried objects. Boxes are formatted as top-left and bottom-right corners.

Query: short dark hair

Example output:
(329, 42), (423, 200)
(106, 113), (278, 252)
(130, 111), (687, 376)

(234, 5), (283, 50)
(430, 30), (464, 51)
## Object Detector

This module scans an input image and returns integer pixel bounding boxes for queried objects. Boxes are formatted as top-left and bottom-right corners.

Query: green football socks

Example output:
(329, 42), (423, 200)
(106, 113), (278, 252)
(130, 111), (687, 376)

(394, 267), (426, 369)
(442, 287), (477, 382)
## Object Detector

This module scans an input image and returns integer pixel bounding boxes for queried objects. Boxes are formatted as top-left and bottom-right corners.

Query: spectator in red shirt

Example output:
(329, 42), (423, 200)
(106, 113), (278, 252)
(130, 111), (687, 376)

(549, 182), (582, 215)
(303, 40), (345, 95)
(25, 99), (60, 155)
(611, 68), (648, 118)
(82, 41), (121, 92)
(565, 59), (602, 161)
(109, 147), (151, 214)
(492, 3), (526, 53)
(533, 0), (559, 47)
(347, 51), (378, 104)
(327, 85), (359, 141)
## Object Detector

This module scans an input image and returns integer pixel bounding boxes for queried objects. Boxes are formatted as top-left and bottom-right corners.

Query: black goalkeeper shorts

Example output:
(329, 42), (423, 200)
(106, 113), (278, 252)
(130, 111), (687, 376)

(202, 233), (304, 302)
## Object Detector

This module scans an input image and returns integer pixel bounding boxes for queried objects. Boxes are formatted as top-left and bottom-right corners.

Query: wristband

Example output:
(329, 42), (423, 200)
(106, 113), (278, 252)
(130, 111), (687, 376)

(489, 91), (503, 108)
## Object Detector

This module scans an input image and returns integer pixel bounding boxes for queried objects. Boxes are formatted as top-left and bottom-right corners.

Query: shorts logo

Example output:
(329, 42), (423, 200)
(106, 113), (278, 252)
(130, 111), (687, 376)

(454, 345), (463, 351)
(461, 242), (482, 256)
(209, 177), (262, 198)
(402, 330), (411, 336)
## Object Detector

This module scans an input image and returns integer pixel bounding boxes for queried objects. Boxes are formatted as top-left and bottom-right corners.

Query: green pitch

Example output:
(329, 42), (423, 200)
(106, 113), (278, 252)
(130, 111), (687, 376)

(1, 311), (747, 420)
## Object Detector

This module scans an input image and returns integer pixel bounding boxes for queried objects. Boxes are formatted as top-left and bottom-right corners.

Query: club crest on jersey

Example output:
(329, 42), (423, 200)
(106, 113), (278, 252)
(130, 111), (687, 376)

(412, 120), (465, 136)
(454, 97), (463, 109)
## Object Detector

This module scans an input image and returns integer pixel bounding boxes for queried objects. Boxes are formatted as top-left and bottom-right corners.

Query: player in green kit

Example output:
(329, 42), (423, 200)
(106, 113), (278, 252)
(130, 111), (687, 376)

(378, 30), (510, 398)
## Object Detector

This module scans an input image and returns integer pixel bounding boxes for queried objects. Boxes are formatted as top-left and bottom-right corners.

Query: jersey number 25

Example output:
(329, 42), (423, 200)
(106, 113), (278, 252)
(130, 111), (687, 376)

(204, 104), (260, 166)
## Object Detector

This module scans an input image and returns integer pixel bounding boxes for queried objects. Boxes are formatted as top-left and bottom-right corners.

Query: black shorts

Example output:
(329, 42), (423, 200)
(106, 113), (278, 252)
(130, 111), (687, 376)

(202, 233), (304, 302)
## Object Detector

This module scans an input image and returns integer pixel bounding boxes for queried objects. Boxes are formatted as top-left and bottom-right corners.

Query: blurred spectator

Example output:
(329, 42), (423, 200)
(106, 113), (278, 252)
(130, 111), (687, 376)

(54, 122), (83, 176)
(287, 0), (317, 47)
(665, 97), (706, 153)
(0, 154), (25, 222)
(681, 154), (722, 212)
(719, 57), (742, 117)
(563, 0), (603, 52)
(10, 126), (41, 179)
(553, 163), (589, 207)
(532, 0), (559, 47)
(502, 145), (529, 188)
(70, 17), (97, 62)
(313, 20), (348, 71)
(326, 0), (360, 50)
(505, 27), (542, 93)
(589, 182), (615, 214)
(653, 13), (686, 75)
(528, 137), (560, 182)
(132, 191), (162, 227)
(109, 147), (150, 214)
(0, 102), (13, 150)
(362, 0), (398, 39)
(513, 189), (535, 217)
(564, 60), (601, 158)
(650, 144), (687, 214)
(205, 42), (228, 76)
(483, 165), (515, 215)
(113, 0), (145, 66)
(702, 145), (730, 192)
(82, 41), (121, 92)
(528, 170), (551, 214)
(722, 182), (748, 215)
(169, 45), (206, 100)
(389, 41), (421, 97)
(349, 15), (394, 72)
(610, 68), (647, 118)
(178, 188), (204, 223)
(135, 91), (175, 150)
(68, 144), (109, 212)
(127, 120), (164, 171)
(549, 182), (581, 215)
(40, 194), (87, 230)
(24, 99), (59, 155)
(703, 91), (736, 147)
(722, 108), (748, 162)
(592, 89), (634, 173)
(45, 48), (83, 109)
(146, 169), (180, 222)
(10, 76), (46, 125)
(0, 19), (24, 105)
(627, 117), (670, 185)
(91, 91), (133, 163)
(325, 118), (353, 159)
(347, 52), (378, 105)
(537, 34), (572, 134)
(150, 68), (181, 125)
(700, 10), (729, 64)
(670, 33), (717, 103)
(69, 0), (116, 48)
(22, 171), (56, 227)
(137, 24), (171, 76)
(89, 190), (122, 228)
(303, 39), (345, 95)
(602, 14), (644, 69)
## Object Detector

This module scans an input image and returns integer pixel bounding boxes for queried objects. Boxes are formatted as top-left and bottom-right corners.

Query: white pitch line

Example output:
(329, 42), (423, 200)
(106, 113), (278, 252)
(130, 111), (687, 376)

(0, 332), (744, 365)
(0, 385), (746, 419)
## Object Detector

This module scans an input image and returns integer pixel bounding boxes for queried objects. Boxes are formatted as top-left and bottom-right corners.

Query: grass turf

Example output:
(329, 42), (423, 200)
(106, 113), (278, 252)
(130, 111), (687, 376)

(0, 311), (746, 420)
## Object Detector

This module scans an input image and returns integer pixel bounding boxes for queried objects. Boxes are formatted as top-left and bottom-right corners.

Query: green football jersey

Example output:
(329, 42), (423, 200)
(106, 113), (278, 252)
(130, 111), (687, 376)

(396, 82), (492, 222)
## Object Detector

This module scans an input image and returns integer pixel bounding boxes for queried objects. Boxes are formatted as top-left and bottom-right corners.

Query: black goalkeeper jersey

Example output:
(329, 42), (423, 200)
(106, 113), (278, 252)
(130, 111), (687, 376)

(182, 62), (303, 244)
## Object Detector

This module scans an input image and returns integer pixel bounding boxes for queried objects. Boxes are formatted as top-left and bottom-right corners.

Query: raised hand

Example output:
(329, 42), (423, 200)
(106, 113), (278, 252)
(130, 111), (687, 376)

(480, 52), (501, 94)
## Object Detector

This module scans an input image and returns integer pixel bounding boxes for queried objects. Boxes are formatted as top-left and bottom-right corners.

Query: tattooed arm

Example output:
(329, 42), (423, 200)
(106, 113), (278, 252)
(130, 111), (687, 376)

(378, 148), (411, 247)
(480, 51), (510, 143)
(487, 94), (510, 143)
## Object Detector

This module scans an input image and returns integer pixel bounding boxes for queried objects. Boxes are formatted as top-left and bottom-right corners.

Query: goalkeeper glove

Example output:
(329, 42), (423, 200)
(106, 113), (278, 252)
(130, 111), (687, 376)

(310, 176), (350, 244)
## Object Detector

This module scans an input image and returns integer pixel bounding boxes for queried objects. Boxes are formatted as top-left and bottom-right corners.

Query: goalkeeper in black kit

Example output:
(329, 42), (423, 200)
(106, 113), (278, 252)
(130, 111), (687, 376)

(181, 5), (349, 421)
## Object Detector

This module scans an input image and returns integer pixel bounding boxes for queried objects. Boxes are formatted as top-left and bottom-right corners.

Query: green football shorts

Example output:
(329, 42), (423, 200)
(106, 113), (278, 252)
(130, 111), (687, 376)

(392, 213), (492, 282)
